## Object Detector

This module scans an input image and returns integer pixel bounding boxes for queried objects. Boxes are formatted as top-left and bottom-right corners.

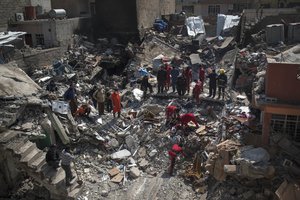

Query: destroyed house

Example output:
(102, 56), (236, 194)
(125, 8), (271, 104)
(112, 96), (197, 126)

(94, 0), (175, 37)
(253, 58), (300, 145)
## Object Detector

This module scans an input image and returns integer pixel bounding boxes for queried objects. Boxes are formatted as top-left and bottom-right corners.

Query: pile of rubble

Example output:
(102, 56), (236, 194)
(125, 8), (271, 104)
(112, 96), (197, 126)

(1, 16), (300, 200)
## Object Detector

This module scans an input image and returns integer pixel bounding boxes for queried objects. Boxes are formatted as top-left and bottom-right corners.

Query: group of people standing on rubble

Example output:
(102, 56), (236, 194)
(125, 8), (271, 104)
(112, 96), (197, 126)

(59, 82), (122, 118)
(141, 57), (228, 102)
(45, 81), (124, 187)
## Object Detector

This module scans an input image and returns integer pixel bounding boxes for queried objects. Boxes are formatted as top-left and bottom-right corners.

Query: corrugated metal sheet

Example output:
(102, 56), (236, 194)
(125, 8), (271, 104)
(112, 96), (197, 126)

(0, 31), (26, 46)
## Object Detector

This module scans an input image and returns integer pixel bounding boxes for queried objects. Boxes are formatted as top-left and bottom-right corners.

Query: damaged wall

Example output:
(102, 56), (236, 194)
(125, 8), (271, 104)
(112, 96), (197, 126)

(51, 0), (90, 18)
(160, 0), (176, 15)
(266, 61), (300, 103)
(10, 17), (91, 48)
(94, 0), (175, 36)
(0, 0), (29, 31)
(0, 0), (52, 31)
(94, 0), (138, 35)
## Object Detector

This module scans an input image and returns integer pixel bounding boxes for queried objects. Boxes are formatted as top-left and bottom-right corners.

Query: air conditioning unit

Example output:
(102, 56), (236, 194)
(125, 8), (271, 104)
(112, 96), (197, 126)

(15, 13), (24, 21)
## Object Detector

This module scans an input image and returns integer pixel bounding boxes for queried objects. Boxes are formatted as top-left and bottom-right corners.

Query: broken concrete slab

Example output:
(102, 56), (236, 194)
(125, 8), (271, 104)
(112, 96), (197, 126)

(0, 62), (41, 97)
(129, 167), (140, 179)
(111, 149), (131, 160)
(46, 109), (70, 145)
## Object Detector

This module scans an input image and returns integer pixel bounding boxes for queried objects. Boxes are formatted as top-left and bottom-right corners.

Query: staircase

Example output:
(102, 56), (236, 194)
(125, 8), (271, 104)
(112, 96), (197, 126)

(0, 130), (84, 199)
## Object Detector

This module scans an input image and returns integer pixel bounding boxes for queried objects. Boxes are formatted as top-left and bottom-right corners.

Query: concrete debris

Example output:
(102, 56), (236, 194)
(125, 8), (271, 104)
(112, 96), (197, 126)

(1, 7), (300, 200)
(111, 149), (132, 160)
(129, 167), (140, 179)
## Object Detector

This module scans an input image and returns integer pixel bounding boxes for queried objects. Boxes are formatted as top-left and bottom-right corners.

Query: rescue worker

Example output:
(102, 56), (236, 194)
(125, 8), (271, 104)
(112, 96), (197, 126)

(64, 83), (77, 116)
(157, 66), (167, 94)
(170, 66), (180, 93)
(74, 103), (91, 117)
(61, 147), (75, 186)
(140, 75), (153, 98)
(176, 74), (186, 96)
(111, 88), (121, 118)
(192, 80), (202, 104)
(207, 69), (217, 98)
(165, 105), (180, 125)
(93, 85), (106, 115)
(165, 63), (172, 91)
(217, 68), (227, 100)
(179, 113), (199, 128)
(199, 67), (205, 83)
(183, 66), (192, 94)
(168, 143), (186, 176)
(46, 144), (60, 170)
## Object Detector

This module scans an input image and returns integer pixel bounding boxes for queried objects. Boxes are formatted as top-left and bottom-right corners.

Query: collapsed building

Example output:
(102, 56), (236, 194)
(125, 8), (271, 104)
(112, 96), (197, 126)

(0, 1), (300, 200)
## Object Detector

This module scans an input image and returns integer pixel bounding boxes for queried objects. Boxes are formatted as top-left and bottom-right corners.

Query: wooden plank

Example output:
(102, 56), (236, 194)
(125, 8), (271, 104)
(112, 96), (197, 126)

(108, 167), (120, 177)
(111, 173), (123, 183)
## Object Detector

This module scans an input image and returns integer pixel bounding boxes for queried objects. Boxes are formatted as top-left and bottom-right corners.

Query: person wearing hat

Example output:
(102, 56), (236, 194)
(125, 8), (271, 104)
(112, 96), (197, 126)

(111, 88), (121, 118)
(217, 69), (227, 100)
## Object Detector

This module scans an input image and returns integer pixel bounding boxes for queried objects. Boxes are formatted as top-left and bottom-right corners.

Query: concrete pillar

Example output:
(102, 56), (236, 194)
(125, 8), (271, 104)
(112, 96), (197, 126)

(262, 112), (272, 145)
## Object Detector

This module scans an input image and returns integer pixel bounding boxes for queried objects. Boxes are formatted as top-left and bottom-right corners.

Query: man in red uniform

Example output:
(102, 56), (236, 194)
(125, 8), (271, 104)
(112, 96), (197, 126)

(165, 105), (180, 124)
(164, 63), (172, 91)
(183, 67), (192, 94)
(192, 80), (203, 104)
(111, 88), (121, 118)
(179, 113), (199, 128)
(199, 67), (205, 83)
(168, 143), (186, 176)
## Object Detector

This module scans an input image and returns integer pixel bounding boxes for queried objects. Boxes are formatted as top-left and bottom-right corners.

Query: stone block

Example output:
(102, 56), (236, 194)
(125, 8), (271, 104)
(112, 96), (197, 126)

(129, 167), (140, 179)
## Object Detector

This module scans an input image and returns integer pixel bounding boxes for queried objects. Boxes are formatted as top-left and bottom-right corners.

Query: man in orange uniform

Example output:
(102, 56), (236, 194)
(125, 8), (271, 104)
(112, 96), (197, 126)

(74, 104), (91, 117)
(111, 88), (121, 118)
(192, 80), (203, 104)
(168, 143), (186, 176)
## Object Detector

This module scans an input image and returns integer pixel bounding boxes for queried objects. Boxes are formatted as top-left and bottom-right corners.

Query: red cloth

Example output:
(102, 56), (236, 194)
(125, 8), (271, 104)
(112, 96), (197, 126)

(166, 105), (177, 119)
(199, 68), (205, 82)
(111, 92), (121, 113)
(180, 113), (199, 127)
